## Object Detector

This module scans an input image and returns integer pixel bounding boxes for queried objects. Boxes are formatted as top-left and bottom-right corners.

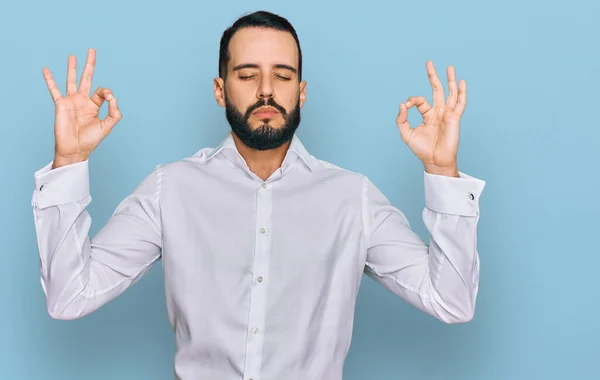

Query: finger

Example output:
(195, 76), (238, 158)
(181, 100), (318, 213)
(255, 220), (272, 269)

(66, 55), (77, 95)
(396, 103), (414, 145)
(426, 60), (445, 107)
(454, 80), (467, 116)
(405, 96), (432, 116)
(90, 87), (111, 108)
(42, 68), (62, 103)
(446, 65), (458, 109)
(78, 48), (96, 96)
(100, 94), (122, 136)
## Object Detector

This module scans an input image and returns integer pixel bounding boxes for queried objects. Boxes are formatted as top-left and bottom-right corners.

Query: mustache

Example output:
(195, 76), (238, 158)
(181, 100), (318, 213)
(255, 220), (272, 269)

(245, 97), (287, 118)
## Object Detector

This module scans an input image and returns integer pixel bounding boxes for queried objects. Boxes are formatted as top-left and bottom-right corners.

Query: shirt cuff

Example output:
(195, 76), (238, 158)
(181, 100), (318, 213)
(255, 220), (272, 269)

(32, 160), (90, 209)
(424, 170), (486, 216)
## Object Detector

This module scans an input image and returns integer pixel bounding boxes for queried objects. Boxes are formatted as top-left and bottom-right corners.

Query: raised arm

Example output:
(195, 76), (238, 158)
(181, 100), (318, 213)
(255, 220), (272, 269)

(32, 49), (162, 320)
(363, 60), (486, 323)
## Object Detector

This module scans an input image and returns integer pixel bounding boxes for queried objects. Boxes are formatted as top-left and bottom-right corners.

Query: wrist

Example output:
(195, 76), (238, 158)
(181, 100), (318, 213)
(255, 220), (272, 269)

(424, 164), (459, 177)
(52, 154), (88, 169)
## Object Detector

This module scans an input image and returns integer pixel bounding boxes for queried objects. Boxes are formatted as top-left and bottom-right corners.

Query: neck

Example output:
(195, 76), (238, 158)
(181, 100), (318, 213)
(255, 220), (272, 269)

(231, 133), (291, 181)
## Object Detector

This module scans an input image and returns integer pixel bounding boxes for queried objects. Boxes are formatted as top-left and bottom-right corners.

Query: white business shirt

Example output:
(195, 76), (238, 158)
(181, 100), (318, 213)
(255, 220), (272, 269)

(31, 131), (486, 380)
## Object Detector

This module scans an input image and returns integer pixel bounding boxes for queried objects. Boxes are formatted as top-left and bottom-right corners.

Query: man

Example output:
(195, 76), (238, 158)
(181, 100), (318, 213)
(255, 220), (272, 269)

(31, 10), (486, 380)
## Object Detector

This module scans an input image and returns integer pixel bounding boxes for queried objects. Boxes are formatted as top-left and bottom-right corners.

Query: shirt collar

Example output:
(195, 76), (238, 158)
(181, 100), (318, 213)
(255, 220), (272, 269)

(203, 131), (313, 172)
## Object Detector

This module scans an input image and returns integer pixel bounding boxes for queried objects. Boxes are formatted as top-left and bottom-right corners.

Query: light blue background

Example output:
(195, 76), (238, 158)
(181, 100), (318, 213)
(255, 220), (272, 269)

(1, 0), (598, 379)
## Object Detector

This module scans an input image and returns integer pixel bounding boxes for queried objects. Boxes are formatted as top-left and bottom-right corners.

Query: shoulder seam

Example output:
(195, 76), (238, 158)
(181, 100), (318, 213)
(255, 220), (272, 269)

(155, 164), (164, 229)
(361, 175), (371, 247)
(155, 164), (164, 250)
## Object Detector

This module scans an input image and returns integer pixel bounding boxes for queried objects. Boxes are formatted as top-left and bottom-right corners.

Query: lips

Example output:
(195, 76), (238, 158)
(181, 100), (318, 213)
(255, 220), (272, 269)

(253, 106), (279, 118)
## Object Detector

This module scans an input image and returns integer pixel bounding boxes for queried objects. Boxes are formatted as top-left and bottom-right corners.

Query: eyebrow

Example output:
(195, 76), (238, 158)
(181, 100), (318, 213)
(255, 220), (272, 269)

(232, 63), (297, 74)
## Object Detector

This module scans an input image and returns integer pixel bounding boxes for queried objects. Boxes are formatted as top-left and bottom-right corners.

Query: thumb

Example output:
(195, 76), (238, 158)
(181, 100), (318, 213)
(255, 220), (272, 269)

(99, 91), (122, 137)
(396, 103), (413, 145)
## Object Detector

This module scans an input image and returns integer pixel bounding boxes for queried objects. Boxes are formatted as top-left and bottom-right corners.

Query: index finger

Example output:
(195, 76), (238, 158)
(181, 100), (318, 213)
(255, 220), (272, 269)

(78, 48), (96, 96)
(42, 68), (62, 103)
(426, 60), (445, 107)
(446, 65), (458, 109)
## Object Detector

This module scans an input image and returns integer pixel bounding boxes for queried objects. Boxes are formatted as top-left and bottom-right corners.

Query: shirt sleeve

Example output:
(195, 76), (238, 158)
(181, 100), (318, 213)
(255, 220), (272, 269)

(363, 171), (486, 323)
(31, 159), (163, 320)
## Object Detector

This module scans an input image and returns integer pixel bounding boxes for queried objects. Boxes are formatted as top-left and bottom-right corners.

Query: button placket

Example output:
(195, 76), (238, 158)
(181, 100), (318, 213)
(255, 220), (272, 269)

(243, 181), (273, 379)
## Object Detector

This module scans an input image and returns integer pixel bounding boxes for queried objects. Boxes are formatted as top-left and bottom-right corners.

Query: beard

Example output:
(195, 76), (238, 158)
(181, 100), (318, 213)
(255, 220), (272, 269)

(224, 90), (301, 151)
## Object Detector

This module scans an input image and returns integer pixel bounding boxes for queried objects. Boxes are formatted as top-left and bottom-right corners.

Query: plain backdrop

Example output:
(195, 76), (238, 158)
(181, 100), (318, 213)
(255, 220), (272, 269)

(1, 0), (598, 379)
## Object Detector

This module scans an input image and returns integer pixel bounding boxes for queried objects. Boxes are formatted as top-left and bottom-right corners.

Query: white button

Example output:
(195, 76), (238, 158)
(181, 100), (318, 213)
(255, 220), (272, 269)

(260, 228), (266, 234)
(261, 183), (267, 189)
(257, 276), (263, 283)
(468, 193), (475, 200)
(39, 185), (45, 191)
(253, 327), (259, 334)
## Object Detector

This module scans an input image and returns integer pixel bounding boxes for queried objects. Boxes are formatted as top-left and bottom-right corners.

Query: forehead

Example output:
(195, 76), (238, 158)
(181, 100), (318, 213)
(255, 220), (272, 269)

(228, 27), (299, 69)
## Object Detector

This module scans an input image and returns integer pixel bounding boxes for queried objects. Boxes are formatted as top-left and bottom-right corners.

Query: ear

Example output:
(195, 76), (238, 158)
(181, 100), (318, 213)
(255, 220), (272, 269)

(299, 80), (307, 108)
(214, 77), (226, 108)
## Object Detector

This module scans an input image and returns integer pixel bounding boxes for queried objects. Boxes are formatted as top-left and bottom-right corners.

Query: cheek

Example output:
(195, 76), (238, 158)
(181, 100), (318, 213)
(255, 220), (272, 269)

(277, 87), (300, 109)
(226, 84), (255, 110)
(229, 97), (255, 116)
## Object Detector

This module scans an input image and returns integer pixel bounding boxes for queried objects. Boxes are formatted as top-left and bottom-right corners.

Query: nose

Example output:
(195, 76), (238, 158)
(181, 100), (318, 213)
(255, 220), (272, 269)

(257, 76), (273, 99)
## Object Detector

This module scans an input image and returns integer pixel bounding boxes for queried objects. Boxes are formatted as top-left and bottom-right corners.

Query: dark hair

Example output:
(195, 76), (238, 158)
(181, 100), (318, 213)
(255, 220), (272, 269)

(218, 11), (302, 81)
